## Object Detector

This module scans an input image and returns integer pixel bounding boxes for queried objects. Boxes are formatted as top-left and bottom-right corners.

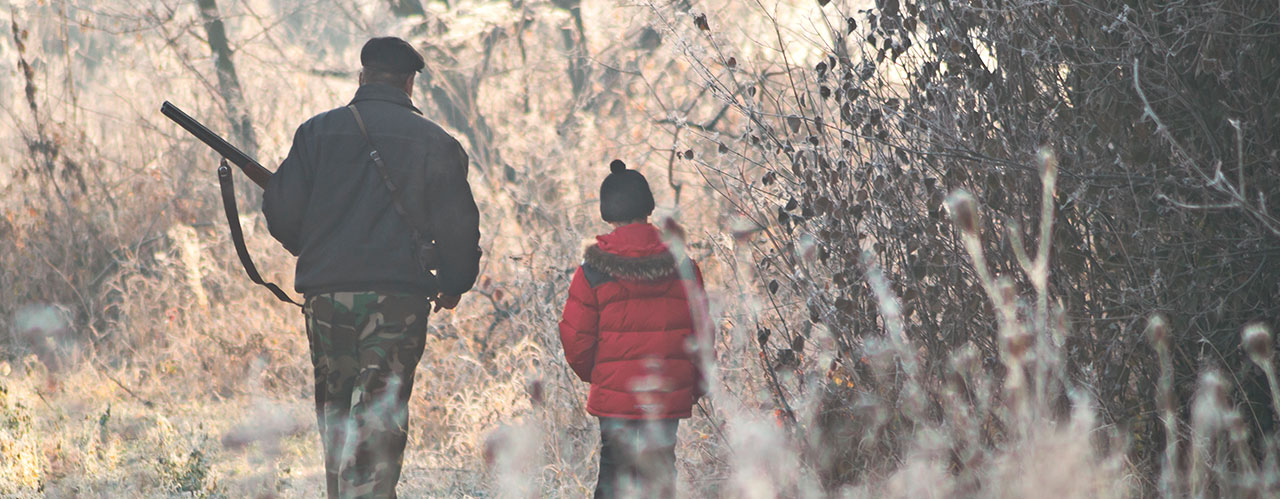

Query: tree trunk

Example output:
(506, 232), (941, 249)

(418, 54), (499, 175)
(388, 4), (501, 176)
(387, 0), (427, 18)
(195, 0), (257, 159)
(553, 0), (590, 101)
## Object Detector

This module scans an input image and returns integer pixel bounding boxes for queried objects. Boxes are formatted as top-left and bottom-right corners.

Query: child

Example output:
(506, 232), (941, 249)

(559, 160), (710, 498)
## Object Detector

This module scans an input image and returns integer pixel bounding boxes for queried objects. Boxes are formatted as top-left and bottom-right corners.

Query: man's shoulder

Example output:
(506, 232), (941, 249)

(296, 104), (455, 140)
(293, 106), (349, 134)
(414, 116), (461, 147)
(357, 105), (461, 148)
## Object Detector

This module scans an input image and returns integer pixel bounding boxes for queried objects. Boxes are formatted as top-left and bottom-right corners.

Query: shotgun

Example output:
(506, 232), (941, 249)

(161, 101), (299, 306)
(160, 101), (271, 188)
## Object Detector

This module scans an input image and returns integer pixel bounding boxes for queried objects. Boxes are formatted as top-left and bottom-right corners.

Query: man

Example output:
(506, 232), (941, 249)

(262, 36), (481, 498)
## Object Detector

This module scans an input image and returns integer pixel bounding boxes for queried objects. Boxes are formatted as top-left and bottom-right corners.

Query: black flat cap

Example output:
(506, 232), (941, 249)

(360, 36), (425, 73)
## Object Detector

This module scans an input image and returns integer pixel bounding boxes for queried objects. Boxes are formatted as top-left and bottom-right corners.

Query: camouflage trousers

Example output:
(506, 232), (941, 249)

(304, 292), (430, 499)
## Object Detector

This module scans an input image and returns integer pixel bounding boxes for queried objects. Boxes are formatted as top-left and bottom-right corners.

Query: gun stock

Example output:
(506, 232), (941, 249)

(160, 101), (272, 188)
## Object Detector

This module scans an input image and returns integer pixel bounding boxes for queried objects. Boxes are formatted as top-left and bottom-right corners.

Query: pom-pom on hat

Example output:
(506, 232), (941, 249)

(360, 36), (425, 73)
(599, 160), (655, 222)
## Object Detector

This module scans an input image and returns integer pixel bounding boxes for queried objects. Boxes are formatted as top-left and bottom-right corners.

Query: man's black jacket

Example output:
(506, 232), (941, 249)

(262, 83), (481, 297)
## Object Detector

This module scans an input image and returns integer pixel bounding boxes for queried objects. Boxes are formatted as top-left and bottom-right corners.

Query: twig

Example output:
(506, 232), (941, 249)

(1133, 58), (1280, 236)
(93, 359), (155, 408)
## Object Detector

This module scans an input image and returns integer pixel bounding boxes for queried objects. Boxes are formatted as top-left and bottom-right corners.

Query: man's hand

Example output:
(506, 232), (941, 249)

(433, 293), (461, 312)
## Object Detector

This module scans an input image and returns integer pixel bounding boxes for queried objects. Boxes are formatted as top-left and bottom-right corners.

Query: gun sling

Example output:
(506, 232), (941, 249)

(347, 104), (439, 276)
(217, 159), (303, 308)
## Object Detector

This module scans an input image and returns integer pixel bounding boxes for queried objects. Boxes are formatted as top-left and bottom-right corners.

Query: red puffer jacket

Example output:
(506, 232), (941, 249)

(558, 223), (710, 419)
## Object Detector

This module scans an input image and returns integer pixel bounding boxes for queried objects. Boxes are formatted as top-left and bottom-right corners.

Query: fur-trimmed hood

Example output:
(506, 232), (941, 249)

(584, 223), (678, 281)
(584, 245), (677, 281)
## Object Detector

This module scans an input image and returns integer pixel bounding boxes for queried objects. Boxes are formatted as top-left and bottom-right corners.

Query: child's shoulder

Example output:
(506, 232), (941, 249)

(580, 244), (701, 285)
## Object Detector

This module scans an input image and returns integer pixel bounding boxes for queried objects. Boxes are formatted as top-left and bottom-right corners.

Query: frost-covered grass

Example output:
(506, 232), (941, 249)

(5, 164), (1276, 497)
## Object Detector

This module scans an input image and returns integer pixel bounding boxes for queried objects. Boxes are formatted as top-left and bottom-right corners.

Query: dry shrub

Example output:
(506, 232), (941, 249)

(645, 0), (1280, 495)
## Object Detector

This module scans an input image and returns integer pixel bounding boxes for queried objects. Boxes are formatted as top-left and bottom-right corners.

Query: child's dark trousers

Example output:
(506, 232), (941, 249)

(594, 417), (680, 498)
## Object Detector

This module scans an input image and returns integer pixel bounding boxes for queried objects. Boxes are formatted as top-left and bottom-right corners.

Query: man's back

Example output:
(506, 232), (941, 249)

(261, 35), (483, 499)
(262, 82), (480, 297)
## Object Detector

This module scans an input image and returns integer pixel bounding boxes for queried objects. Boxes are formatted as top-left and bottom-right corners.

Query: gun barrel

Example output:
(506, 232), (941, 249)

(161, 101), (272, 188)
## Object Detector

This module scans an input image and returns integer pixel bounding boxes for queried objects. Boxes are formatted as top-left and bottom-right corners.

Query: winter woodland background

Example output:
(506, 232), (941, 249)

(2, 0), (1278, 496)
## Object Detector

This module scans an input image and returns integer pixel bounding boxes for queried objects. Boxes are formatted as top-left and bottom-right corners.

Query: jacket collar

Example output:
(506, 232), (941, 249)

(584, 245), (677, 281)
(595, 223), (668, 257)
(349, 83), (421, 114)
(586, 223), (682, 281)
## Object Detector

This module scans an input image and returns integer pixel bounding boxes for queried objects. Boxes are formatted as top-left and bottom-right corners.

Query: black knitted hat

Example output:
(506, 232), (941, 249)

(599, 160), (655, 222)
(360, 37), (425, 73)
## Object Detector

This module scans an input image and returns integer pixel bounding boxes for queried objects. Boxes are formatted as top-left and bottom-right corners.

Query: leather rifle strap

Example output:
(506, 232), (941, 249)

(218, 159), (303, 308)
(347, 104), (437, 274)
